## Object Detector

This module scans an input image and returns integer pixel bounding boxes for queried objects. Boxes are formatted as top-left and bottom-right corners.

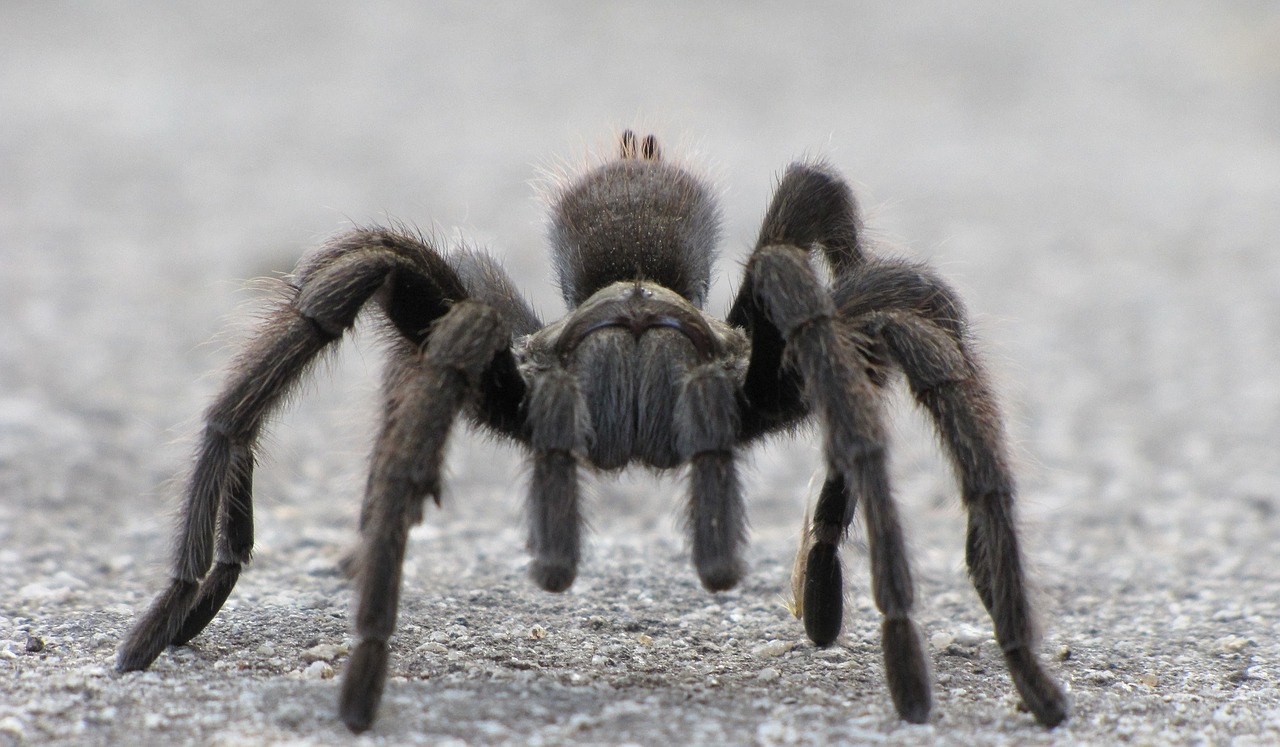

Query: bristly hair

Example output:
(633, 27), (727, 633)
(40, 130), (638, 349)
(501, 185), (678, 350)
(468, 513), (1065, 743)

(547, 130), (721, 310)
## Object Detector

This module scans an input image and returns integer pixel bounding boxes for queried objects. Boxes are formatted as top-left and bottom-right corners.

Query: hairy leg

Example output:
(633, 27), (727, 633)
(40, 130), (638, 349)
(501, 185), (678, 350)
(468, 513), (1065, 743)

(117, 300), (340, 672)
(738, 244), (932, 722)
(119, 229), (530, 675)
(872, 309), (1068, 727)
(340, 301), (510, 732)
(801, 474), (852, 646)
(523, 367), (584, 592)
(677, 361), (746, 591)
(171, 444), (254, 645)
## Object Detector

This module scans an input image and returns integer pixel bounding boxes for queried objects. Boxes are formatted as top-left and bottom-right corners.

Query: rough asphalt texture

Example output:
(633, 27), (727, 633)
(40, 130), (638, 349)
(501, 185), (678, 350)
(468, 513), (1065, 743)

(3, 2), (1279, 745)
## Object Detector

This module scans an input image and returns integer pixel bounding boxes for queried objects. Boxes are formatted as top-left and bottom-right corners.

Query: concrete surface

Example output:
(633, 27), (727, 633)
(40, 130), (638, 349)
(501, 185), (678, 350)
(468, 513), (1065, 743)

(2, 1), (1279, 745)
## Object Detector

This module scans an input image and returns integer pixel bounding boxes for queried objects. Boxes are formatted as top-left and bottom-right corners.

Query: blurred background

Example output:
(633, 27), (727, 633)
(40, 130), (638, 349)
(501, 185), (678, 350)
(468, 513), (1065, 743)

(2, 1), (1278, 743)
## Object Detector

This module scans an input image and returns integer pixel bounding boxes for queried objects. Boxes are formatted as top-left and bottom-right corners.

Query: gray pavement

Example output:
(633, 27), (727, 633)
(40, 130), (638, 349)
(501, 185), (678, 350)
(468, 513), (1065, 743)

(3, 2), (1279, 744)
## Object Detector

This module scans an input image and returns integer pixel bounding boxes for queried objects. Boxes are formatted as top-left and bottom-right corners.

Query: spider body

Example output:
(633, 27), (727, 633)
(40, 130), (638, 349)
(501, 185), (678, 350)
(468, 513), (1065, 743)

(118, 131), (1068, 732)
(524, 280), (746, 469)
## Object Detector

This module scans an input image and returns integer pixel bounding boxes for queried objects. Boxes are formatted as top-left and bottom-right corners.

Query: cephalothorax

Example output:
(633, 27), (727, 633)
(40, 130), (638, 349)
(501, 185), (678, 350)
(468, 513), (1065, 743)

(118, 131), (1068, 731)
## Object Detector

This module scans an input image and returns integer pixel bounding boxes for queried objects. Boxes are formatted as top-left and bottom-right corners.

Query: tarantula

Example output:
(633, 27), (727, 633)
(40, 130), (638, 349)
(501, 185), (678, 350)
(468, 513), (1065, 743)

(118, 130), (1068, 731)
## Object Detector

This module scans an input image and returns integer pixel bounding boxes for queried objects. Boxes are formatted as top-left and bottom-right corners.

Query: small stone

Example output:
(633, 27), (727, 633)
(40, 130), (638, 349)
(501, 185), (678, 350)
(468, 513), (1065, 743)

(953, 625), (989, 646)
(756, 667), (781, 682)
(143, 713), (167, 729)
(1215, 635), (1250, 652)
(1138, 673), (1158, 688)
(302, 643), (342, 662)
(929, 631), (954, 650)
(636, 633), (653, 646)
(529, 625), (547, 640)
(1211, 607), (1244, 622)
(303, 660), (334, 680)
(304, 557), (336, 576)
(752, 639), (796, 658)
(756, 719), (792, 742)
(567, 712), (596, 730)
(25, 635), (45, 653)
(0, 716), (25, 739)
(18, 583), (70, 604)
(107, 555), (135, 572)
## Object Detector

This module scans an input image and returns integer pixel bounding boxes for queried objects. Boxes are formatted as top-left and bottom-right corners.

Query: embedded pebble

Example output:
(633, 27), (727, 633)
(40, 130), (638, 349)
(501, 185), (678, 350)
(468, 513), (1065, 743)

(143, 713), (167, 729)
(1215, 635), (1251, 653)
(952, 625), (989, 647)
(18, 583), (71, 604)
(756, 718), (796, 743)
(752, 640), (796, 658)
(302, 643), (343, 662)
(0, 716), (25, 740)
(302, 661), (334, 680)
(756, 667), (781, 682)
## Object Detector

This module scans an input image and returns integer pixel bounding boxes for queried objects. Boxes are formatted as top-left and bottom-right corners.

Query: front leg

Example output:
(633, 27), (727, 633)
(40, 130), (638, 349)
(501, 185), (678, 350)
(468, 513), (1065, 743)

(731, 163), (935, 722)
(341, 301), (511, 732)
(736, 244), (931, 722)
(117, 236), (405, 673)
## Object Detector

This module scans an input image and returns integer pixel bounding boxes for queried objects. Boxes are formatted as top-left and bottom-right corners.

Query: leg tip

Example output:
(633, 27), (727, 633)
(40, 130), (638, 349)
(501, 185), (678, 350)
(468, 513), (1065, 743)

(114, 645), (155, 673)
(899, 701), (932, 725)
(1033, 698), (1070, 729)
(882, 619), (933, 725)
(1005, 646), (1070, 728)
(697, 558), (745, 593)
(339, 640), (389, 733)
(529, 559), (577, 592)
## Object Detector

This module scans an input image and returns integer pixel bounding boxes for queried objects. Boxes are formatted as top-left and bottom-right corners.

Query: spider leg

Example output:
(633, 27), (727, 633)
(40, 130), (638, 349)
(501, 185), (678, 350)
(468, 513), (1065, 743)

(170, 444), (253, 645)
(735, 244), (932, 723)
(802, 467), (934, 724)
(678, 361), (746, 591)
(524, 367), (584, 592)
(117, 297), (344, 671)
(339, 300), (511, 732)
(801, 473), (853, 645)
(118, 229), (531, 677)
(729, 162), (867, 438)
(733, 164), (933, 722)
(868, 309), (1068, 727)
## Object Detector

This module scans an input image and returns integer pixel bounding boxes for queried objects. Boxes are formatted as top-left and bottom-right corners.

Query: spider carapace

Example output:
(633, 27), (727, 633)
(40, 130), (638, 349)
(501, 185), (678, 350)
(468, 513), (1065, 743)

(118, 130), (1068, 732)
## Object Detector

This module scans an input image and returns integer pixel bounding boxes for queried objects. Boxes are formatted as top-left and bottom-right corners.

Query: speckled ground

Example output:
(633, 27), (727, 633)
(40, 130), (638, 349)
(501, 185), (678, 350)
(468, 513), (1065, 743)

(3, 2), (1279, 745)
